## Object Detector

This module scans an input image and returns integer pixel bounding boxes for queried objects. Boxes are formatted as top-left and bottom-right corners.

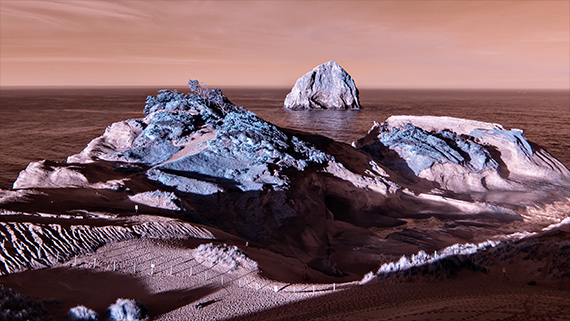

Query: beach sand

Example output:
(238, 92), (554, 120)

(1, 233), (569, 321)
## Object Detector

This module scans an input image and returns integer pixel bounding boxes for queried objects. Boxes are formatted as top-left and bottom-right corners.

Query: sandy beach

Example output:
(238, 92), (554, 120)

(1, 222), (569, 321)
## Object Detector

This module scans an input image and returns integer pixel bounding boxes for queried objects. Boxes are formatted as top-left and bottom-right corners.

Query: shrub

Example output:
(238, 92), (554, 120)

(0, 285), (46, 321)
(106, 298), (148, 321)
(359, 271), (375, 285)
(67, 305), (98, 321)
(195, 243), (258, 271)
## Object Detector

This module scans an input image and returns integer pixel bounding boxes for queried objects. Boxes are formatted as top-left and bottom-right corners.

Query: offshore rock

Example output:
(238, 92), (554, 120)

(284, 61), (361, 110)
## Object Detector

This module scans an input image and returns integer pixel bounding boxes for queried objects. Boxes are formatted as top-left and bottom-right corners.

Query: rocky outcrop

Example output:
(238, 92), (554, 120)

(284, 61), (361, 110)
(4, 80), (570, 281)
(353, 115), (570, 203)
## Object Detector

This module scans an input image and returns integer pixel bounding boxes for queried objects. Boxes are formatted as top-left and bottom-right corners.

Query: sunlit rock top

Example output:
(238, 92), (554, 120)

(353, 115), (570, 194)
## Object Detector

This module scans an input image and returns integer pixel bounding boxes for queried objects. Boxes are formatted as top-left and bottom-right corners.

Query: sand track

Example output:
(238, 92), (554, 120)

(232, 277), (570, 321)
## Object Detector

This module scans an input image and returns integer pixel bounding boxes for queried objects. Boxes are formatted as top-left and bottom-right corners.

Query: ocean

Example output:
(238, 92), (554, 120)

(1, 87), (568, 189)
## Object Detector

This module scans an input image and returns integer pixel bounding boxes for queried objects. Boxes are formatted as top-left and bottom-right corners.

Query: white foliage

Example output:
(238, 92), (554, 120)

(195, 243), (258, 271)
(128, 190), (183, 211)
(106, 298), (148, 321)
(67, 305), (99, 321)
(375, 240), (500, 276)
(359, 271), (375, 285)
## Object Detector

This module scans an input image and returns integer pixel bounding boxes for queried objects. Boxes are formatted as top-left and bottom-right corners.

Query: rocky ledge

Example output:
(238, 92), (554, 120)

(284, 61), (361, 110)
(3, 80), (569, 281)
(354, 115), (570, 200)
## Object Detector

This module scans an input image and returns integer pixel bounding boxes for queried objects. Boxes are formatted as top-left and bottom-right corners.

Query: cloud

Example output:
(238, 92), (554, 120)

(1, 0), (151, 23)
(0, 0), (568, 88)
(521, 32), (570, 43)
(1, 55), (236, 65)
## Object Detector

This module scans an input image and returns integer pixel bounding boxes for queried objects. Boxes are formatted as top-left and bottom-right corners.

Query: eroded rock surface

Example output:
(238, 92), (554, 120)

(353, 115), (570, 205)
(284, 61), (361, 110)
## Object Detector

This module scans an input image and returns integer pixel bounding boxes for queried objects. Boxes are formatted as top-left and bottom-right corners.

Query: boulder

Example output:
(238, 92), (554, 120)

(284, 61), (361, 110)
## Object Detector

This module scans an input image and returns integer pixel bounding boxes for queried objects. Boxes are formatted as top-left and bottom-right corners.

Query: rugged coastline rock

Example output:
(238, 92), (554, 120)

(4, 80), (570, 281)
(353, 115), (570, 204)
(284, 61), (361, 110)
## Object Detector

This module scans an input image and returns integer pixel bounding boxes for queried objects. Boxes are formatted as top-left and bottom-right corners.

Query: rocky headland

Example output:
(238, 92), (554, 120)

(3, 79), (570, 277)
(1, 79), (570, 320)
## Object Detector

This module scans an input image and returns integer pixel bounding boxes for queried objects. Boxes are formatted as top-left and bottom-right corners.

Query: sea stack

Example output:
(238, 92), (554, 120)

(284, 60), (361, 110)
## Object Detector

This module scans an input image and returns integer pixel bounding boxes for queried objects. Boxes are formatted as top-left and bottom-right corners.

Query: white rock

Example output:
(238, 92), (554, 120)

(284, 61), (361, 110)
(354, 115), (570, 195)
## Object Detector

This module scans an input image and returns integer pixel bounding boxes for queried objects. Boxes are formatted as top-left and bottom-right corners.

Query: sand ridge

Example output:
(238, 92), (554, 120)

(0, 214), (214, 275)
(1, 229), (569, 320)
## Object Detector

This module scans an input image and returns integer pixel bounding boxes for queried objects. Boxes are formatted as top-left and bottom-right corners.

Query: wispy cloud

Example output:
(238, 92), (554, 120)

(0, 6), (66, 28)
(1, 0), (568, 88)
(1, 0), (151, 22)
(471, 50), (503, 56)
(521, 32), (570, 43)
(0, 55), (241, 65)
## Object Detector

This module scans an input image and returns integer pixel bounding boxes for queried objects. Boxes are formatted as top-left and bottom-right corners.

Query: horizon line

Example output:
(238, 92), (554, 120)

(1, 85), (569, 91)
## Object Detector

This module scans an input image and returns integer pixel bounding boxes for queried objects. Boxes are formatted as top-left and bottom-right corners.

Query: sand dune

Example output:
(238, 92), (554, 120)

(0, 214), (214, 275)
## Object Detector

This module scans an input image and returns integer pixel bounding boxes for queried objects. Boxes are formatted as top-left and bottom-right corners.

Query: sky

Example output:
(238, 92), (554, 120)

(0, 0), (569, 89)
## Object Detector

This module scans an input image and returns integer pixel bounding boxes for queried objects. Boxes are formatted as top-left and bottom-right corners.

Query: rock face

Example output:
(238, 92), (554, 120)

(353, 115), (570, 202)
(5, 80), (570, 281)
(284, 61), (361, 110)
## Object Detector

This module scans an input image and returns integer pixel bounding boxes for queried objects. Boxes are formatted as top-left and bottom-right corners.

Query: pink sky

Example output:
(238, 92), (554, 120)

(0, 0), (568, 88)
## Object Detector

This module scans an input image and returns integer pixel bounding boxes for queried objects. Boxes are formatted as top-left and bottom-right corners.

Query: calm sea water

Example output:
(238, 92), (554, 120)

(1, 87), (569, 189)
